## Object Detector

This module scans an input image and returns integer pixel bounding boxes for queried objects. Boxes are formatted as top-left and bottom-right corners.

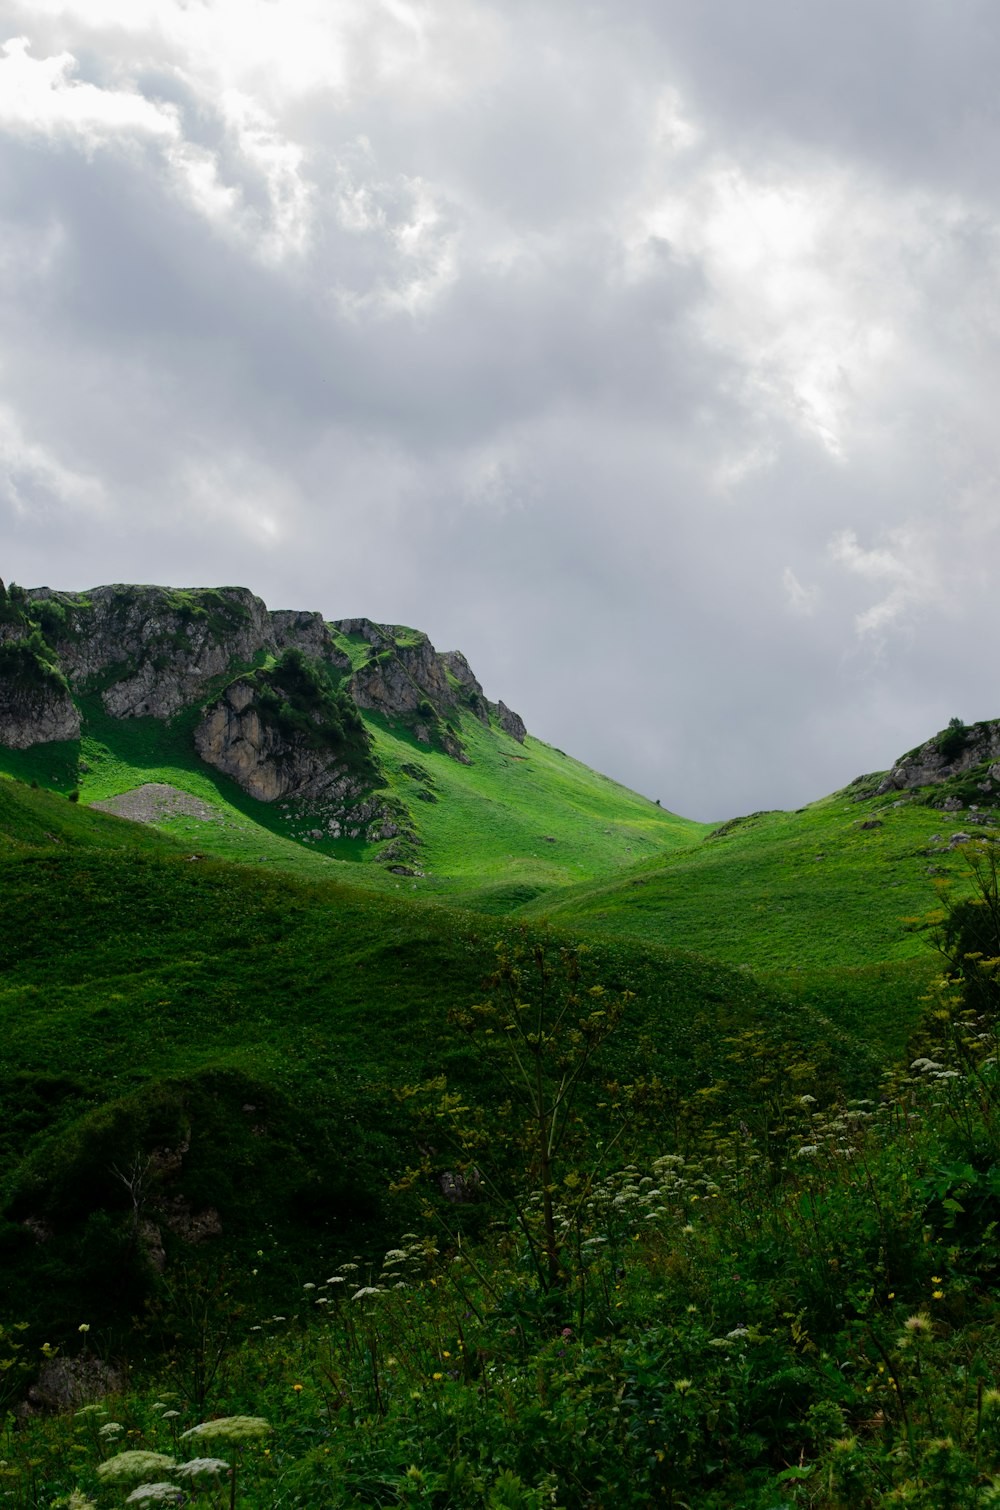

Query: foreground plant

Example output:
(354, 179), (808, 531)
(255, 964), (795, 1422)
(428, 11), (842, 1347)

(180, 1416), (271, 1510)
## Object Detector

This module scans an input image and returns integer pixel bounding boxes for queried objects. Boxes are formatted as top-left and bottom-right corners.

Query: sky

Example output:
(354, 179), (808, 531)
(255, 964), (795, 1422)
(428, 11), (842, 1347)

(1, 1), (998, 822)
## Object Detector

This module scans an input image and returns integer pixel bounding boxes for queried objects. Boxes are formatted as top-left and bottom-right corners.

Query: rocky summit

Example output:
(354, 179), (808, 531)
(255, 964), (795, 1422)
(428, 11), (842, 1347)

(0, 579), (527, 855)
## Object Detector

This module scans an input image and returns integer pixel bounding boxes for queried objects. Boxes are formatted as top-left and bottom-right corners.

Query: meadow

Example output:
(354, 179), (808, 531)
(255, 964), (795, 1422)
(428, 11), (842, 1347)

(2, 690), (999, 1506)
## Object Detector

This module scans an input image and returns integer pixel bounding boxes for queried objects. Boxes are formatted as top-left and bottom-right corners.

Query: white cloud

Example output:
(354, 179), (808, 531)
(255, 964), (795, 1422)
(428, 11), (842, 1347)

(782, 567), (818, 616)
(0, 37), (314, 262)
(0, 35), (177, 148)
(629, 159), (903, 458)
(3, 1), (1000, 818)
(0, 404), (107, 519)
(828, 526), (941, 641)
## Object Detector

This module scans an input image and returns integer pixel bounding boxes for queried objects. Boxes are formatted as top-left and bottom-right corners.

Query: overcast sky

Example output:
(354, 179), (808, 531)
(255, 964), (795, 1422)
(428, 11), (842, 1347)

(2, 1), (998, 821)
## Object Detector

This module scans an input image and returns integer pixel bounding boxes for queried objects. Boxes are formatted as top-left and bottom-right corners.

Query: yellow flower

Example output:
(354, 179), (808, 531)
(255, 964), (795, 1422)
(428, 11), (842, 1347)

(432, 1372), (443, 1381)
(292, 1384), (303, 1392)
(933, 1289), (944, 1300)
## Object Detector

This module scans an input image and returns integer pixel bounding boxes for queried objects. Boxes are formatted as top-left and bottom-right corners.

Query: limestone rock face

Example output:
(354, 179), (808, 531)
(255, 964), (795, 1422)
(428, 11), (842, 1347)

(877, 722), (1000, 795)
(271, 610), (351, 671)
(29, 585), (274, 719)
(3, 584), (529, 850)
(345, 628), (456, 719)
(194, 679), (360, 805)
(0, 673), (80, 747)
(495, 700), (527, 744)
(441, 650), (490, 726)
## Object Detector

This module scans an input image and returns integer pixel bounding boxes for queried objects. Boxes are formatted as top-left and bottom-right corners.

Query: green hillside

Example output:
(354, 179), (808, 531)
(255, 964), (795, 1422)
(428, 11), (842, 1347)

(7, 578), (1000, 1507)
(362, 710), (707, 905)
(515, 790), (968, 971)
(0, 776), (880, 1336)
(3, 772), (1000, 1508)
(0, 695), (707, 896)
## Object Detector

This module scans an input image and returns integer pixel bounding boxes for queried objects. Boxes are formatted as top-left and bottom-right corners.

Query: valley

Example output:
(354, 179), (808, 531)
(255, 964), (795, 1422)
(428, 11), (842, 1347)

(2, 578), (999, 1507)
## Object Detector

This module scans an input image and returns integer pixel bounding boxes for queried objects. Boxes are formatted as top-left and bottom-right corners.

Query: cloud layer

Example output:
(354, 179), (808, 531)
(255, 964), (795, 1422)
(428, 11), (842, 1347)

(2, 2), (998, 819)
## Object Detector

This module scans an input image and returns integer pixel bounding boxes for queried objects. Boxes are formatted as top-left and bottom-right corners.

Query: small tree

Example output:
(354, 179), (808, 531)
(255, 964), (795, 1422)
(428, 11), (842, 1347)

(444, 939), (632, 1291)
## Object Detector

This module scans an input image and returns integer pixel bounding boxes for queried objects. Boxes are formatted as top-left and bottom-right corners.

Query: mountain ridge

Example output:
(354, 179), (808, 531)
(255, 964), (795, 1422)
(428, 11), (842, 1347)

(0, 577), (697, 887)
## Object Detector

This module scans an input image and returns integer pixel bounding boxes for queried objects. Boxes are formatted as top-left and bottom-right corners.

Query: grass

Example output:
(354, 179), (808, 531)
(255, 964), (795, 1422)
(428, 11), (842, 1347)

(0, 776), (892, 1348)
(0, 689), (708, 895)
(362, 708), (707, 902)
(8, 956), (1000, 1509)
(517, 789), (979, 973)
(4, 663), (1000, 1504)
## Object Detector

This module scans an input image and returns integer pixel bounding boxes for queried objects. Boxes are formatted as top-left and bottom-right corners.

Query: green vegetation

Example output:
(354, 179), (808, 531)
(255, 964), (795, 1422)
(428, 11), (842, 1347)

(6, 864), (1000, 1505)
(243, 647), (373, 768)
(518, 793), (968, 969)
(6, 595), (1000, 1504)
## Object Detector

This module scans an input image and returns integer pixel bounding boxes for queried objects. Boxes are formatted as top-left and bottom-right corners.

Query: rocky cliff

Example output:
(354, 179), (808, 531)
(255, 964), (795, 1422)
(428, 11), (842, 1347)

(0, 583), (81, 747)
(0, 580), (528, 853)
(877, 719), (1000, 802)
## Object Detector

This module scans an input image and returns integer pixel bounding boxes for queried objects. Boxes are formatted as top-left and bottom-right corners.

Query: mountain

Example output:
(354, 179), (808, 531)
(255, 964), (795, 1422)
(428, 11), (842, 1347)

(0, 578), (704, 898)
(6, 582), (1000, 1506)
(1, 576), (997, 1350)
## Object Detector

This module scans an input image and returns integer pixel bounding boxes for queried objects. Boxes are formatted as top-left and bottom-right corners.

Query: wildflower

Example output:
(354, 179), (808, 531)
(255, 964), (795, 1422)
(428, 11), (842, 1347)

(674, 1378), (693, 1394)
(99, 1422), (125, 1438)
(78, 1323), (90, 1334)
(351, 1286), (383, 1301)
(432, 1372), (443, 1381)
(173, 1458), (227, 1480)
(902, 1312), (933, 1338)
(124, 1484), (183, 1504)
(181, 1417), (271, 1445)
(302, 1282), (316, 1291)
(796, 1146), (819, 1159)
(97, 1452), (177, 1483)
(933, 1290), (944, 1300)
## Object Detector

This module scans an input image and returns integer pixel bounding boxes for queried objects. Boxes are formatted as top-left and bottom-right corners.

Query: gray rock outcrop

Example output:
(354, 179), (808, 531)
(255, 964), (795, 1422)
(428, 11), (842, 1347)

(0, 671), (80, 747)
(877, 722), (1000, 795)
(194, 679), (363, 806)
(495, 700), (527, 743)
(344, 627), (457, 720)
(1, 584), (530, 851)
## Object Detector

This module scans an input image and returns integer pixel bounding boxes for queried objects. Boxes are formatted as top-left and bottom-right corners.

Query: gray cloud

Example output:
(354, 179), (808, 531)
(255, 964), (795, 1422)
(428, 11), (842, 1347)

(2, 3), (998, 821)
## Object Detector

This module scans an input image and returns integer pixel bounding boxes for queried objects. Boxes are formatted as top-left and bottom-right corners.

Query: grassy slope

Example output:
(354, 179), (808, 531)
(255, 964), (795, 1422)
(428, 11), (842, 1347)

(0, 780), (843, 1123)
(508, 789), (984, 1057)
(518, 791), (966, 969)
(0, 694), (708, 896)
(0, 697), (960, 1060)
(0, 779), (876, 1212)
(364, 709), (708, 906)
